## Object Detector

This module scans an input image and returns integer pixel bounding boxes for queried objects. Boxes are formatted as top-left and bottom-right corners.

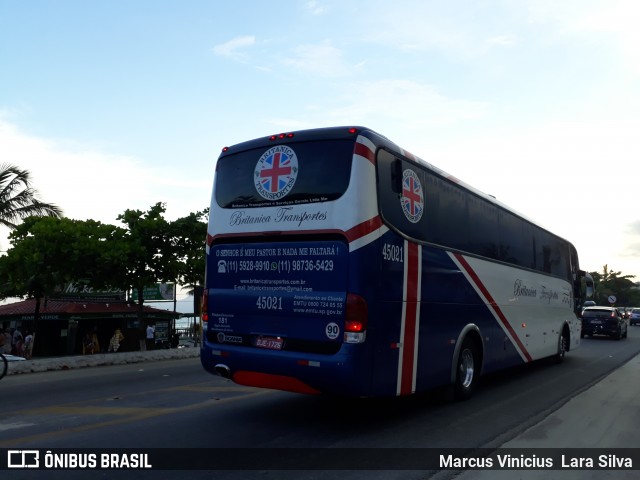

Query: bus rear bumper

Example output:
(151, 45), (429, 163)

(233, 370), (322, 395)
(200, 345), (367, 396)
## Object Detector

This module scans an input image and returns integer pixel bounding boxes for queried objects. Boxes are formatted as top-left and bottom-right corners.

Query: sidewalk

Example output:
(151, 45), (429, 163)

(5, 346), (200, 375)
(449, 352), (640, 479)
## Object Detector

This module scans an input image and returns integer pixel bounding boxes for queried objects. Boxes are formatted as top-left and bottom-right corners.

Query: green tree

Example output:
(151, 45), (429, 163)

(0, 205), (207, 304)
(590, 265), (639, 307)
(0, 216), (123, 355)
(169, 209), (208, 294)
(0, 216), (122, 299)
(115, 203), (175, 312)
(0, 164), (63, 230)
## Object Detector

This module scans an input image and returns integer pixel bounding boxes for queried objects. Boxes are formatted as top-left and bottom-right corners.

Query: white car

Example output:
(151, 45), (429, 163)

(3, 354), (26, 362)
(1, 353), (25, 379)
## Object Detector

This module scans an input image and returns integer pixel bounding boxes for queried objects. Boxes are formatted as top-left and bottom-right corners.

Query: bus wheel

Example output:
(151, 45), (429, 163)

(454, 338), (478, 401)
(556, 331), (567, 364)
(0, 354), (7, 380)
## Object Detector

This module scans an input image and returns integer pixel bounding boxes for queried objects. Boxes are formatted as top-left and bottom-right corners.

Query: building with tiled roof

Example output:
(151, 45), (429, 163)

(0, 298), (178, 357)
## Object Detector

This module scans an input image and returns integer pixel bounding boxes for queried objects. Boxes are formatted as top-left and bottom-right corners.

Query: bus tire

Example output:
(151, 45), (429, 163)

(556, 330), (568, 364)
(0, 354), (7, 380)
(454, 337), (478, 401)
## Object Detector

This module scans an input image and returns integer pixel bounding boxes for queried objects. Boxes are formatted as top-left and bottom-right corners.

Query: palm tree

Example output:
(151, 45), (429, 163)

(0, 163), (63, 228)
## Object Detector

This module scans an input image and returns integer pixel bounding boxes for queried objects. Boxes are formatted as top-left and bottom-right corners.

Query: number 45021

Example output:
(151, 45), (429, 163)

(256, 296), (283, 310)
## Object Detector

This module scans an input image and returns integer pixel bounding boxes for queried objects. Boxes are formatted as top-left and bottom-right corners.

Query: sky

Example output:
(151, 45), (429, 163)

(1, 0), (640, 296)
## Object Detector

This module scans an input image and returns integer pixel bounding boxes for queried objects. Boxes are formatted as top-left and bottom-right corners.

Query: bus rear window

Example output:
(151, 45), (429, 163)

(215, 140), (354, 209)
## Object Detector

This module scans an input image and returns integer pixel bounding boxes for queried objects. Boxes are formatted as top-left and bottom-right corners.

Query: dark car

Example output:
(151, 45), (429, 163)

(581, 307), (628, 340)
(629, 308), (640, 326)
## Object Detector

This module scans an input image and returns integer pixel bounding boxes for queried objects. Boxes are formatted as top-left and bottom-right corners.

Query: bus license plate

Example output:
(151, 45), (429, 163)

(256, 337), (284, 350)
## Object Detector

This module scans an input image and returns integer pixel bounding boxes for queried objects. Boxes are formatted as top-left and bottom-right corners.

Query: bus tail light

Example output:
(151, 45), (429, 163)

(201, 289), (209, 342)
(344, 293), (367, 344)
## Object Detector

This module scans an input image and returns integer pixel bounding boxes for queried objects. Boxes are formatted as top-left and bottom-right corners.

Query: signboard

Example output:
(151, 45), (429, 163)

(139, 284), (175, 302)
(154, 320), (170, 343)
(58, 281), (126, 301)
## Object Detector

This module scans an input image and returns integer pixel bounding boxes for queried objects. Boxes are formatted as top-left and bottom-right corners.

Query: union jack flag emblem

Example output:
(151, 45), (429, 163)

(401, 169), (424, 223)
(255, 146), (299, 200)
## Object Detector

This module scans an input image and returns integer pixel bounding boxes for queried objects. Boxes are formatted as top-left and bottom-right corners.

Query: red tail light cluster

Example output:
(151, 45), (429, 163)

(201, 289), (209, 322)
(344, 293), (368, 343)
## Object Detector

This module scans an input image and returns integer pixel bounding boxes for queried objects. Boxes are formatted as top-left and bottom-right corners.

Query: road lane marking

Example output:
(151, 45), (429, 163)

(0, 389), (273, 447)
(168, 385), (258, 393)
(25, 406), (165, 416)
(0, 422), (37, 432)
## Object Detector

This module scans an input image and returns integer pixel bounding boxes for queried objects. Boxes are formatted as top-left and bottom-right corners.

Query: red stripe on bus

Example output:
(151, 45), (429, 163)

(210, 218), (382, 247)
(344, 216), (384, 243)
(209, 229), (343, 243)
(354, 141), (375, 164)
(453, 253), (533, 362)
(400, 241), (420, 395)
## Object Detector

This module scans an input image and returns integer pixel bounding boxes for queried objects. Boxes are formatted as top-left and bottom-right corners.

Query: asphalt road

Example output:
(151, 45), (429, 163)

(2, 325), (640, 480)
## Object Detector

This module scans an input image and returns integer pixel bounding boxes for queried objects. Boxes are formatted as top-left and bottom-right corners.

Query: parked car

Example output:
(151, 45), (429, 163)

(0, 354), (25, 380)
(3, 354), (26, 362)
(581, 307), (628, 340)
(629, 308), (640, 326)
(581, 300), (596, 315)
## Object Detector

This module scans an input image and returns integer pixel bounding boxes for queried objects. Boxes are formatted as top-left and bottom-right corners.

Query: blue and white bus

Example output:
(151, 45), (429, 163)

(201, 126), (592, 399)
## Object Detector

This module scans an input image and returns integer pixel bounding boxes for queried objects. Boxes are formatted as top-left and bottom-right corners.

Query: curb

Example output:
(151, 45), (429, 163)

(6, 347), (200, 375)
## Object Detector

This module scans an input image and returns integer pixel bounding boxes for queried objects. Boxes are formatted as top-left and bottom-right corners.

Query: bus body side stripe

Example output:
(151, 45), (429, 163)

(355, 136), (376, 164)
(209, 217), (389, 253)
(345, 216), (388, 252)
(344, 216), (384, 243)
(450, 252), (532, 363)
(397, 241), (422, 395)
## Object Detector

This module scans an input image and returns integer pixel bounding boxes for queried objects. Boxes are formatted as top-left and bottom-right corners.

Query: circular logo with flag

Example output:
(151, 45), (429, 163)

(254, 146), (299, 201)
(400, 169), (424, 223)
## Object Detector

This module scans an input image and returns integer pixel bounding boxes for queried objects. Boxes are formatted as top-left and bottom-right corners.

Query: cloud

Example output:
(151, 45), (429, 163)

(0, 118), (152, 222)
(281, 41), (355, 77)
(261, 78), (491, 155)
(571, 0), (640, 74)
(626, 221), (640, 236)
(520, 0), (640, 74)
(305, 0), (326, 15)
(0, 117), (209, 233)
(486, 34), (518, 46)
(324, 79), (491, 128)
(212, 36), (256, 61)
(357, 2), (518, 56)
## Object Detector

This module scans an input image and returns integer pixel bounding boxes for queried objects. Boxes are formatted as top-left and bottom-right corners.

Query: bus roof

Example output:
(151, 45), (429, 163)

(217, 126), (575, 249)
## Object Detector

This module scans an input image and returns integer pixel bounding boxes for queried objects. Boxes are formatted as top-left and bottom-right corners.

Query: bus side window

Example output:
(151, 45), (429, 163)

(390, 158), (402, 195)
